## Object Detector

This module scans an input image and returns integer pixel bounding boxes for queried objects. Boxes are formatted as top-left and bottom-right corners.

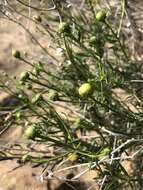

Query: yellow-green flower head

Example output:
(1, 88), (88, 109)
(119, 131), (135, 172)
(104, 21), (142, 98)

(68, 153), (78, 162)
(96, 11), (106, 22)
(24, 125), (38, 139)
(78, 83), (93, 97)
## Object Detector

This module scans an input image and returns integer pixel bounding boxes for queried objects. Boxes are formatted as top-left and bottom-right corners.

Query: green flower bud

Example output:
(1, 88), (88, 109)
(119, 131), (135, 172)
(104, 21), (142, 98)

(18, 94), (23, 99)
(18, 94), (28, 103)
(74, 117), (82, 126)
(24, 125), (39, 139)
(98, 148), (110, 159)
(68, 153), (78, 162)
(48, 90), (59, 101)
(19, 80), (25, 86)
(31, 93), (43, 104)
(33, 15), (42, 22)
(89, 36), (97, 46)
(78, 83), (93, 97)
(58, 22), (71, 34)
(12, 49), (21, 59)
(22, 154), (32, 162)
(15, 111), (21, 119)
(96, 11), (106, 22)
(25, 83), (32, 90)
(32, 62), (44, 75)
(37, 62), (44, 70)
(2, 71), (8, 77)
(33, 67), (40, 76)
(20, 71), (30, 82)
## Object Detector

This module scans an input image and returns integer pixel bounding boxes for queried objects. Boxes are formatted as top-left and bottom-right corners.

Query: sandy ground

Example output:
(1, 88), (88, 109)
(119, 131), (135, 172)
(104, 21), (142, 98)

(0, 14), (62, 190)
(0, 16), (46, 190)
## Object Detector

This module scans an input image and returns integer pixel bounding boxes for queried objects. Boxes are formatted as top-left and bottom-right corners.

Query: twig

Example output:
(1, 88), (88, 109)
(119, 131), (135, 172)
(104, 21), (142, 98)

(15, 0), (56, 11)
(99, 137), (117, 190)
(71, 138), (143, 180)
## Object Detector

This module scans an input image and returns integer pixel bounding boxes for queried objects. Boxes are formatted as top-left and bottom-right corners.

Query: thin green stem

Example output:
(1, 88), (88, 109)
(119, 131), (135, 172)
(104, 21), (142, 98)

(105, 21), (128, 61)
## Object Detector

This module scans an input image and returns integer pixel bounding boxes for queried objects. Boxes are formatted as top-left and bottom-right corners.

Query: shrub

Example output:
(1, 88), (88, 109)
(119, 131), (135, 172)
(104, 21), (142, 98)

(0, 0), (143, 189)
